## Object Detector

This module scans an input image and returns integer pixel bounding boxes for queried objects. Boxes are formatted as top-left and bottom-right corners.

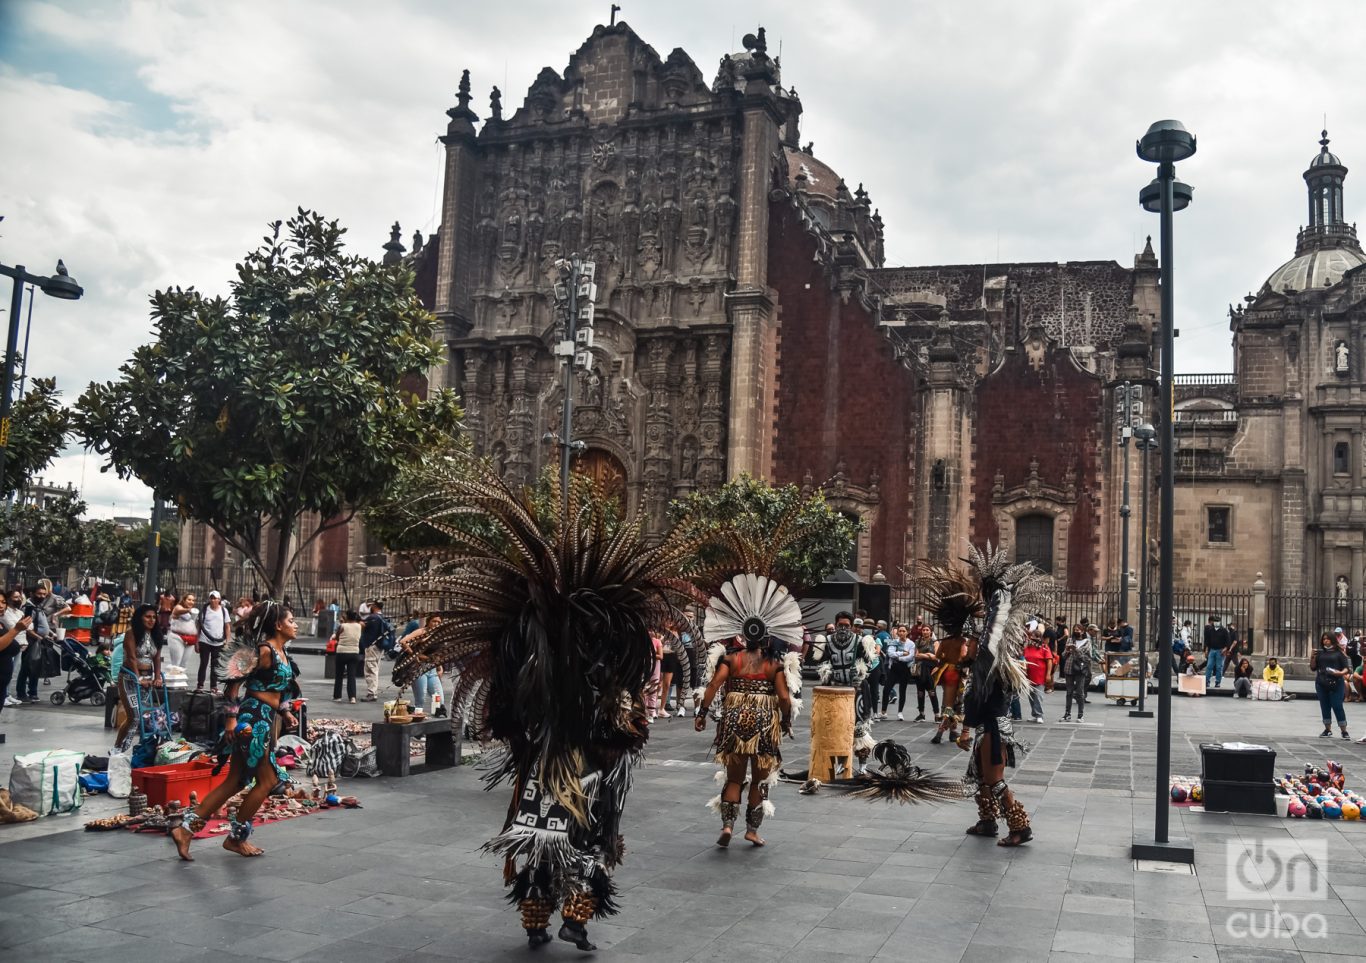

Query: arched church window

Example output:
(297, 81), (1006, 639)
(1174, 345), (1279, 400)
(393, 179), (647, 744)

(1015, 514), (1054, 574)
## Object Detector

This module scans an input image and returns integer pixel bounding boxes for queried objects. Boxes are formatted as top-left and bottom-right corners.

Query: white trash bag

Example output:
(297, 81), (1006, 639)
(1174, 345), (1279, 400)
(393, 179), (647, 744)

(107, 750), (132, 799)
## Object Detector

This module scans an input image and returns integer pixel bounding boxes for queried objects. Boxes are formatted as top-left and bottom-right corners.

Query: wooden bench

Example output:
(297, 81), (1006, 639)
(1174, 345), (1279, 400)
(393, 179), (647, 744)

(371, 716), (462, 777)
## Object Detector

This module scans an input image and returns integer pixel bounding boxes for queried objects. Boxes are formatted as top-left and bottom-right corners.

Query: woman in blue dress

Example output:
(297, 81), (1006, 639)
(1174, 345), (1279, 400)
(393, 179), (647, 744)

(170, 600), (299, 860)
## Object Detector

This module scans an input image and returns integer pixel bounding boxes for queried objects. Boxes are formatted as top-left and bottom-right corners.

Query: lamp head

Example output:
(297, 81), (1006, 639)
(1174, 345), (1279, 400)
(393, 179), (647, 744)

(1134, 422), (1157, 443)
(1137, 119), (1196, 164)
(1139, 178), (1193, 213)
(41, 259), (82, 300)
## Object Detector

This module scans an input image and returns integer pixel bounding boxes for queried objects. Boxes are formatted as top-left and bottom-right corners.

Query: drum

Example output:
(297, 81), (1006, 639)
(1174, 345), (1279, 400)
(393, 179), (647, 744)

(807, 685), (855, 782)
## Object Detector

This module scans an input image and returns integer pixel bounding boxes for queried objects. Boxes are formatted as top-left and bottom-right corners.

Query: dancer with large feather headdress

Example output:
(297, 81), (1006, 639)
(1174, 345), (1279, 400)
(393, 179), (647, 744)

(943, 544), (1052, 847)
(390, 468), (701, 952)
(693, 573), (802, 847)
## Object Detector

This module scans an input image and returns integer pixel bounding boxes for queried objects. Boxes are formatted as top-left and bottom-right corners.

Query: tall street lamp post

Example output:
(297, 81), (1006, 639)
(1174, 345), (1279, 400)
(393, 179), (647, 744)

(1132, 120), (1195, 864)
(1115, 381), (1141, 625)
(0, 260), (83, 498)
(1131, 422), (1158, 719)
(547, 257), (596, 519)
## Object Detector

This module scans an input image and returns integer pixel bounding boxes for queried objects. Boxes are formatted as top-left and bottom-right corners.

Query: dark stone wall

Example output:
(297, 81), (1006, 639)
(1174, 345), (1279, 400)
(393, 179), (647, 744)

(769, 199), (916, 575)
(971, 343), (1105, 590)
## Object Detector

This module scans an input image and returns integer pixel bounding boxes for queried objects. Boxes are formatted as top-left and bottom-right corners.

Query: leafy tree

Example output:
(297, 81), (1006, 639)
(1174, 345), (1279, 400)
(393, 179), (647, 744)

(77, 210), (462, 597)
(75, 519), (179, 580)
(668, 473), (860, 594)
(2, 374), (74, 498)
(0, 492), (86, 582)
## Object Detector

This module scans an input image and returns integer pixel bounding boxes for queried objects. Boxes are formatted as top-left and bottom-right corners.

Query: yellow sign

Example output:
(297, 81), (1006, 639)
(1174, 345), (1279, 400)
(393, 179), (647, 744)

(0, 416), (10, 447)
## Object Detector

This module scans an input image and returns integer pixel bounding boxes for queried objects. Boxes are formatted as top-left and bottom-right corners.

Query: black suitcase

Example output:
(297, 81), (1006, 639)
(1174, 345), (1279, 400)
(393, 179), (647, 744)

(180, 690), (225, 743)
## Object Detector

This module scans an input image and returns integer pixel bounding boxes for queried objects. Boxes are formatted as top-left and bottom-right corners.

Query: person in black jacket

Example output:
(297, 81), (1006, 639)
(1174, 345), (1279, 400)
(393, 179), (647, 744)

(1311, 632), (1352, 739)
(1204, 616), (1229, 687)
(359, 601), (390, 702)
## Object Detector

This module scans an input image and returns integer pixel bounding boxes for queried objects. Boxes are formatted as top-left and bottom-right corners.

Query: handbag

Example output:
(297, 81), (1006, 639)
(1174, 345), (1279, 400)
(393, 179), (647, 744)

(326, 636), (338, 653)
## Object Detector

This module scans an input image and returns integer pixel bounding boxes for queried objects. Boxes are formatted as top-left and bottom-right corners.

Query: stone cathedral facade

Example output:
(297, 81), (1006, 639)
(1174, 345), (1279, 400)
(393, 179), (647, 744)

(177, 17), (1352, 606)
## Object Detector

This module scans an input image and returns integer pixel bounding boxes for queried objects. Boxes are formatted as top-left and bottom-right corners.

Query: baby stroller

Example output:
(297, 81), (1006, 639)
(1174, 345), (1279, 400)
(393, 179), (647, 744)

(51, 637), (110, 706)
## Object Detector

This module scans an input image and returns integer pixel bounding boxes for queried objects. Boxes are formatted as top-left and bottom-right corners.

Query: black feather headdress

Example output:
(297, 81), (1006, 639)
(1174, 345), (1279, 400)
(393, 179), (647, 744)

(389, 464), (702, 824)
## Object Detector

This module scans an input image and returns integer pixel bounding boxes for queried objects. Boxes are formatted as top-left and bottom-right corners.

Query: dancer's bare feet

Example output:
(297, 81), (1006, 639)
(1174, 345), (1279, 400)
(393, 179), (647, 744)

(223, 838), (264, 857)
(716, 828), (732, 848)
(744, 830), (765, 847)
(170, 826), (194, 861)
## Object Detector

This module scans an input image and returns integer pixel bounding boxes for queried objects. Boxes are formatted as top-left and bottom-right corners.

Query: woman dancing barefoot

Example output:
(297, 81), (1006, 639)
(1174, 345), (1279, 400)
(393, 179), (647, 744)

(170, 601), (299, 860)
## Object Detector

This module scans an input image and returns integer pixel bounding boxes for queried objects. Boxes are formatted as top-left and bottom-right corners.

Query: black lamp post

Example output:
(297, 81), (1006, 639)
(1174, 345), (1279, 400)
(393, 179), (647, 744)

(1132, 120), (1195, 864)
(0, 260), (83, 586)
(1131, 422), (1158, 719)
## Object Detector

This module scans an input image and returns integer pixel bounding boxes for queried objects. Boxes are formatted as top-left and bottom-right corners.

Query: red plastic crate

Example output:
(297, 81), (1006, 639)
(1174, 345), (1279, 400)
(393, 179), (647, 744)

(130, 758), (229, 808)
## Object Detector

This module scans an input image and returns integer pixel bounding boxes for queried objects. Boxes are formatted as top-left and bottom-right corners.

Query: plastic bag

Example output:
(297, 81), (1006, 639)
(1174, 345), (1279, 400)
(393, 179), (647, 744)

(9, 749), (84, 816)
(338, 739), (380, 778)
(107, 751), (131, 798)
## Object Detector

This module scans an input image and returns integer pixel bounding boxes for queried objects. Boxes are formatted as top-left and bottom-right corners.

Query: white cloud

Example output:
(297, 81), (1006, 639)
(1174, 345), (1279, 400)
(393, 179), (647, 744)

(3, 0), (1364, 515)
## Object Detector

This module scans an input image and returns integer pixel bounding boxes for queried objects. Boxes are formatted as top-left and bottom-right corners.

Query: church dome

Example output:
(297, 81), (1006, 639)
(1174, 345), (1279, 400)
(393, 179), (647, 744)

(1260, 245), (1365, 295)
(784, 146), (843, 202)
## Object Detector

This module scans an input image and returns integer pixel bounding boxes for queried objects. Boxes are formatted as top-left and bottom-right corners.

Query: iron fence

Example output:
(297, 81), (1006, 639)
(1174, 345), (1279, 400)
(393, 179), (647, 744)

(1264, 594), (1362, 660)
(889, 583), (1123, 633)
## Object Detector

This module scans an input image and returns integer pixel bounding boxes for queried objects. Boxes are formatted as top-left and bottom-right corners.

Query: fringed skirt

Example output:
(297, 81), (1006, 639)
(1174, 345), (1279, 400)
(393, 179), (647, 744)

(712, 679), (783, 771)
(965, 713), (1030, 786)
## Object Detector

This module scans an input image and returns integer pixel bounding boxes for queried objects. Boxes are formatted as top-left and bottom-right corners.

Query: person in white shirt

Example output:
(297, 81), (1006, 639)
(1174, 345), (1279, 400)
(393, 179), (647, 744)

(196, 591), (231, 693)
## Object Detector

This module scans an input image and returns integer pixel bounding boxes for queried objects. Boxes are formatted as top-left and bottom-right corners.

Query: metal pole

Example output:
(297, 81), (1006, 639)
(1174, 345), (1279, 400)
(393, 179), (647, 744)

(144, 497), (164, 603)
(1154, 162), (1177, 845)
(559, 258), (578, 521)
(0, 270), (27, 500)
(17, 284), (34, 400)
(1132, 441), (1153, 718)
(1119, 385), (1131, 624)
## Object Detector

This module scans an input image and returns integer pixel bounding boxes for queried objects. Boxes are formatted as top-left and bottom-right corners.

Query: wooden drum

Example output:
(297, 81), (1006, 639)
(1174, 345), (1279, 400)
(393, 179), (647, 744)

(808, 685), (855, 782)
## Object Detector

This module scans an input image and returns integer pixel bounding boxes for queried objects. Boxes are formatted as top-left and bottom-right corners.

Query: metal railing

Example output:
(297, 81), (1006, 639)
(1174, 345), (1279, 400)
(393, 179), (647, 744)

(1265, 594), (1363, 660)
(1172, 373), (1236, 386)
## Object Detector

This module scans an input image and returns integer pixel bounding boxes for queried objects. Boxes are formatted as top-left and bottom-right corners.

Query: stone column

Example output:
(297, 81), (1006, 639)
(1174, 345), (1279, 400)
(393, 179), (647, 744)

(724, 57), (783, 480)
(916, 337), (970, 564)
(433, 70), (482, 388)
(1251, 572), (1267, 654)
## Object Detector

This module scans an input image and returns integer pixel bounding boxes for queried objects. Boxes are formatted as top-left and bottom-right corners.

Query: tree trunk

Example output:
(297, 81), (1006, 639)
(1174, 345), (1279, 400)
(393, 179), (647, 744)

(265, 515), (296, 601)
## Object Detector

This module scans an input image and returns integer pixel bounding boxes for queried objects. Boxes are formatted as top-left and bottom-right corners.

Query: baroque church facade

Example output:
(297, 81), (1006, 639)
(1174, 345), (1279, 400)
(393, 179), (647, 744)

(180, 19), (1361, 606)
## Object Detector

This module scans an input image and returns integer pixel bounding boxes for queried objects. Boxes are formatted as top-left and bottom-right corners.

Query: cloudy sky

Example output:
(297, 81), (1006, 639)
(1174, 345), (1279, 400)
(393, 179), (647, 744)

(2, 0), (1362, 517)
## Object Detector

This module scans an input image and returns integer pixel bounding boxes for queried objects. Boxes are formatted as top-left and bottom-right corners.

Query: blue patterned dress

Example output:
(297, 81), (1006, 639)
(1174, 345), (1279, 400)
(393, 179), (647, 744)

(217, 644), (293, 787)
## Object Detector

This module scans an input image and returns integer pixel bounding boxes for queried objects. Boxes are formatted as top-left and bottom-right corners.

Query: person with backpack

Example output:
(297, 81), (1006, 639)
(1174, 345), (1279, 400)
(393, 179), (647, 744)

(195, 591), (231, 693)
(359, 600), (392, 702)
(1060, 629), (1091, 722)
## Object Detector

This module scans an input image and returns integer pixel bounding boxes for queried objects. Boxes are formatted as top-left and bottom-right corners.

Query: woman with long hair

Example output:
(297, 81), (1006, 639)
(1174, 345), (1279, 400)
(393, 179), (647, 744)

(1311, 631), (1352, 740)
(695, 632), (793, 847)
(115, 604), (164, 749)
(170, 601), (299, 860)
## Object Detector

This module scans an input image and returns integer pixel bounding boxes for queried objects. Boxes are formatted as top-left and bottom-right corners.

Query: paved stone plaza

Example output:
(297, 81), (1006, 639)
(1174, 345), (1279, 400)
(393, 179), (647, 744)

(2, 664), (1364, 962)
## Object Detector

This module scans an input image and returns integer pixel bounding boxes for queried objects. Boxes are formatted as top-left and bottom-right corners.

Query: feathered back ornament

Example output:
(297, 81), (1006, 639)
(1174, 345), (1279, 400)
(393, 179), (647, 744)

(222, 599), (284, 681)
(388, 464), (703, 824)
(911, 562), (982, 637)
(704, 573), (803, 652)
(963, 542), (1054, 698)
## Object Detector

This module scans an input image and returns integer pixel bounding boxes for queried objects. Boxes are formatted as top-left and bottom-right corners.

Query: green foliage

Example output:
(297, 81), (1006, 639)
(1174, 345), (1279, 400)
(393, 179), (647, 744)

(77, 210), (462, 596)
(77, 519), (179, 579)
(668, 473), (861, 594)
(2, 375), (73, 498)
(0, 493), (86, 581)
